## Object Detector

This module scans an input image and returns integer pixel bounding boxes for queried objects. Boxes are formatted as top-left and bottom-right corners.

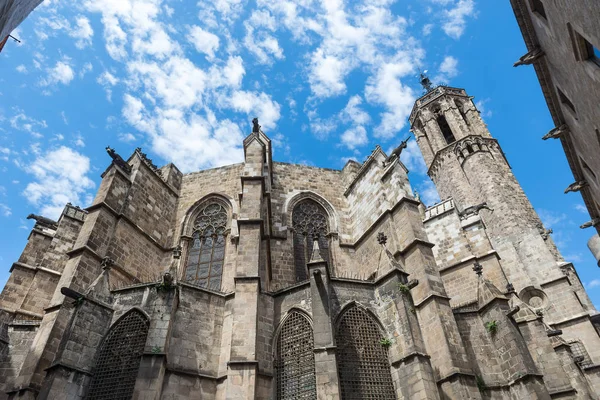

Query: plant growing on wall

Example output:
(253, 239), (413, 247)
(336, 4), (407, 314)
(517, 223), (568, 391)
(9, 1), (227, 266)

(476, 375), (486, 392)
(397, 283), (410, 294)
(485, 320), (498, 334)
(151, 345), (162, 354)
(380, 338), (393, 348)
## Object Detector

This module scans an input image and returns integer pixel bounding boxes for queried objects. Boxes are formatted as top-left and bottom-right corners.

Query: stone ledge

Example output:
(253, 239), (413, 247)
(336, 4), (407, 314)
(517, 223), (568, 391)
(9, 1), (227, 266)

(413, 293), (452, 308)
(390, 351), (431, 366)
(45, 360), (92, 376)
(547, 312), (591, 328)
(166, 365), (227, 381)
(179, 281), (234, 299)
(435, 369), (476, 385)
(10, 262), (62, 277)
(438, 250), (499, 275)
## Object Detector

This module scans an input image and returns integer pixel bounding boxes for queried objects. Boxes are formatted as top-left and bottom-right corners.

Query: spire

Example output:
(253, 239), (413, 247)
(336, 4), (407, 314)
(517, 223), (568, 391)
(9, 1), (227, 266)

(308, 235), (325, 263)
(420, 72), (434, 92)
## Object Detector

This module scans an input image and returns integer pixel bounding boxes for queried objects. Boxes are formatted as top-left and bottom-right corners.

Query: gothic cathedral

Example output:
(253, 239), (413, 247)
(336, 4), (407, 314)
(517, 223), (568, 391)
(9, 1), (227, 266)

(1, 83), (599, 399)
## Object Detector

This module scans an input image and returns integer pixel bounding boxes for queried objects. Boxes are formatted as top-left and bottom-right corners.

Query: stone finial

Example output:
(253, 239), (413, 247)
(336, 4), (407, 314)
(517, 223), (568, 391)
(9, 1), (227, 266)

(377, 232), (388, 245)
(101, 257), (114, 270)
(473, 262), (483, 277)
(172, 245), (182, 259)
(252, 117), (260, 133)
(308, 236), (325, 263)
(506, 282), (515, 294)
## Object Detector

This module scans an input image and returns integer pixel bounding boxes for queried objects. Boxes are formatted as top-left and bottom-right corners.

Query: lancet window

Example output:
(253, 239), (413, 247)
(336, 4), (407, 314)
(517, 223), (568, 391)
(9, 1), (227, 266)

(185, 202), (228, 290)
(437, 114), (456, 144)
(275, 311), (317, 399)
(292, 199), (330, 281)
(86, 310), (150, 400)
(335, 306), (395, 399)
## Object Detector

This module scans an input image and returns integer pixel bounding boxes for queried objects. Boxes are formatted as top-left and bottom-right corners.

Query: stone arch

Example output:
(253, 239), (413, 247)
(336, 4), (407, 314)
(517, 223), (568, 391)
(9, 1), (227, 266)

(180, 195), (233, 291)
(180, 193), (237, 238)
(334, 303), (395, 399)
(283, 190), (339, 234)
(86, 309), (150, 400)
(273, 309), (317, 400)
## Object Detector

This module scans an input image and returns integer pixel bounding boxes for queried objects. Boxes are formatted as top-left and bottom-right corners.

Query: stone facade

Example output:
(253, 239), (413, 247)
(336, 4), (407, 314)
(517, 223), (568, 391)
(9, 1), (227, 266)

(509, 0), (600, 257)
(0, 86), (599, 399)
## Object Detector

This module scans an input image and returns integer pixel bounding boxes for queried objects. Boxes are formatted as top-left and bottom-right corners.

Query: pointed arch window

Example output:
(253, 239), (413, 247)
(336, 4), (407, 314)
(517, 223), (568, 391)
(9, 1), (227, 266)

(335, 306), (395, 399)
(275, 311), (317, 399)
(86, 310), (149, 400)
(292, 199), (330, 281)
(437, 114), (456, 144)
(185, 202), (228, 290)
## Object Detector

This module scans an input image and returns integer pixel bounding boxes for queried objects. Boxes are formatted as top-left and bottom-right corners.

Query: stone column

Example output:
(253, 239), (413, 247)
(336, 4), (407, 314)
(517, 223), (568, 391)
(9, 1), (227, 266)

(307, 243), (341, 400)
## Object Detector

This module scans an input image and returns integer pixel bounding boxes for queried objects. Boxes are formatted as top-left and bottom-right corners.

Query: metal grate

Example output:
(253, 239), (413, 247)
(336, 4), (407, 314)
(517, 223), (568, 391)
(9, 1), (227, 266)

(292, 200), (329, 281)
(276, 312), (317, 400)
(86, 310), (150, 400)
(570, 341), (594, 368)
(335, 306), (396, 399)
(185, 202), (227, 290)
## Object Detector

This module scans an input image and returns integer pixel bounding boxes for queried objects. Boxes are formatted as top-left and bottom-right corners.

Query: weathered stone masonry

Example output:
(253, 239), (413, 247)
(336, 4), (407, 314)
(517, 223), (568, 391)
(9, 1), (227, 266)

(0, 85), (599, 399)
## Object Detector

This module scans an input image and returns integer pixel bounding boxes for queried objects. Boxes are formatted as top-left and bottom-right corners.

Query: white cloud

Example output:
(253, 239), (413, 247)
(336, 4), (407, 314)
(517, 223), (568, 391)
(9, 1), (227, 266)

(41, 60), (75, 86)
(228, 90), (281, 130)
(97, 71), (119, 101)
(537, 209), (567, 228)
(244, 25), (284, 64)
(439, 56), (458, 79)
(0, 204), (11, 217)
(415, 179), (440, 206)
(340, 126), (368, 150)
(23, 146), (95, 220)
(118, 132), (137, 142)
(16, 65), (27, 73)
(437, 0), (475, 39)
(574, 203), (588, 214)
(586, 279), (600, 289)
(71, 16), (94, 48)
(399, 139), (427, 175)
(10, 109), (47, 138)
(476, 98), (493, 118)
(188, 26), (220, 59)
(0, 147), (10, 162)
(341, 95), (370, 125)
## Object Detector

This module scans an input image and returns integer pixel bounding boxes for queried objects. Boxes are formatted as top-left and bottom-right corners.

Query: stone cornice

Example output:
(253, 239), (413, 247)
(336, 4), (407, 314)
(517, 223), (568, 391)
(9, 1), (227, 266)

(427, 136), (498, 178)
(409, 85), (469, 125)
(10, 262), (62, 277)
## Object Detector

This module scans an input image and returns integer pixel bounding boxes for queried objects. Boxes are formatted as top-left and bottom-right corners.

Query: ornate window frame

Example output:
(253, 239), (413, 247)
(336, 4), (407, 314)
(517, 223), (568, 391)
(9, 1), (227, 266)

(179, 194), (235, 291)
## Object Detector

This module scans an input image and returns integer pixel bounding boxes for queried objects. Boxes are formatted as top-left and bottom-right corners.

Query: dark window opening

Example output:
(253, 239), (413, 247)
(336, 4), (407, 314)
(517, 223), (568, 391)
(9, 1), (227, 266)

(530, 0), (547, 19)
(595, 129), (600, 147)
(557, 87), (577, 115)
(585, 39), (600, 66)
(86, 311), (150, 400)
(335, 306), (395, 399)
(437, 115), (456, 144)
(276, 312), (317, 399)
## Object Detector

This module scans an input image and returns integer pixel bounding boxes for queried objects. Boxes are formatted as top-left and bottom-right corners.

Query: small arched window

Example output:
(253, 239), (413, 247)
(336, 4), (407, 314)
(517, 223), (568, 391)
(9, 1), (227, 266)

(86, 310), (149, 400)
(292, 199), (330, 281)
(275, 311), (317, 399)
(335, 306), (395, 399)
(185, 202), (228, 290)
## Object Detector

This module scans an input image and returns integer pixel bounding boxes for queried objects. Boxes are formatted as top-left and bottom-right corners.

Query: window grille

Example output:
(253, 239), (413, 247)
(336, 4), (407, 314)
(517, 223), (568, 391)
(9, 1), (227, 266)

(86, 310), (149, 400)
(185, 202), (227, 290)
(275, 312), (317, 399)
(292, 200), (330, 281)
(335, 306), (395, 399)
(570, 341), (594, 368)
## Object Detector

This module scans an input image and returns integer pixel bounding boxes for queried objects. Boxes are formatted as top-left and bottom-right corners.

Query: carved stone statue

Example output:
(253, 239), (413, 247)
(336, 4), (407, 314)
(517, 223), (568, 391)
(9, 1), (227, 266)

(106, 146), (132, 173)
(27, 214), (58, 229)
(384, 137), (410, 165)
(252, 118), (260, 133)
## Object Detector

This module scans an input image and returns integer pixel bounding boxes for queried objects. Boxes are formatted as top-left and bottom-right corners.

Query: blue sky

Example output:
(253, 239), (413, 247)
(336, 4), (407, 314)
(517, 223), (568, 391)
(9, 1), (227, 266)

(0, 0), (598, 306)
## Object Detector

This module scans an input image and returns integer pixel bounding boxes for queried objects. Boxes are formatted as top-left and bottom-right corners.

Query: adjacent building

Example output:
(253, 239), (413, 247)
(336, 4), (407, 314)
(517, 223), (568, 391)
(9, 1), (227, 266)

(0, 0), (43, 52)
(0, 84), (599, 399)
(509, 0), (600, 263)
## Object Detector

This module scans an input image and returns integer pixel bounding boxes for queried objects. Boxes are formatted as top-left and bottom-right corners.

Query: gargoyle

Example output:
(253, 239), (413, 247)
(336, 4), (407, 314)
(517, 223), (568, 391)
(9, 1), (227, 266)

(384, 137), (410, 166)
(27, 213), (58, 229)
(459, 202), (494, 219)
(106, 146), (132, 173)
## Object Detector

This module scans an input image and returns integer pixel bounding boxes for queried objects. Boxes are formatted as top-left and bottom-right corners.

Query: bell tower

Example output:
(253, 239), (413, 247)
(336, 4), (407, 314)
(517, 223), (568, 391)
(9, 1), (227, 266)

(410, 79), (600, 362)
(410, 79), (565, 286)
